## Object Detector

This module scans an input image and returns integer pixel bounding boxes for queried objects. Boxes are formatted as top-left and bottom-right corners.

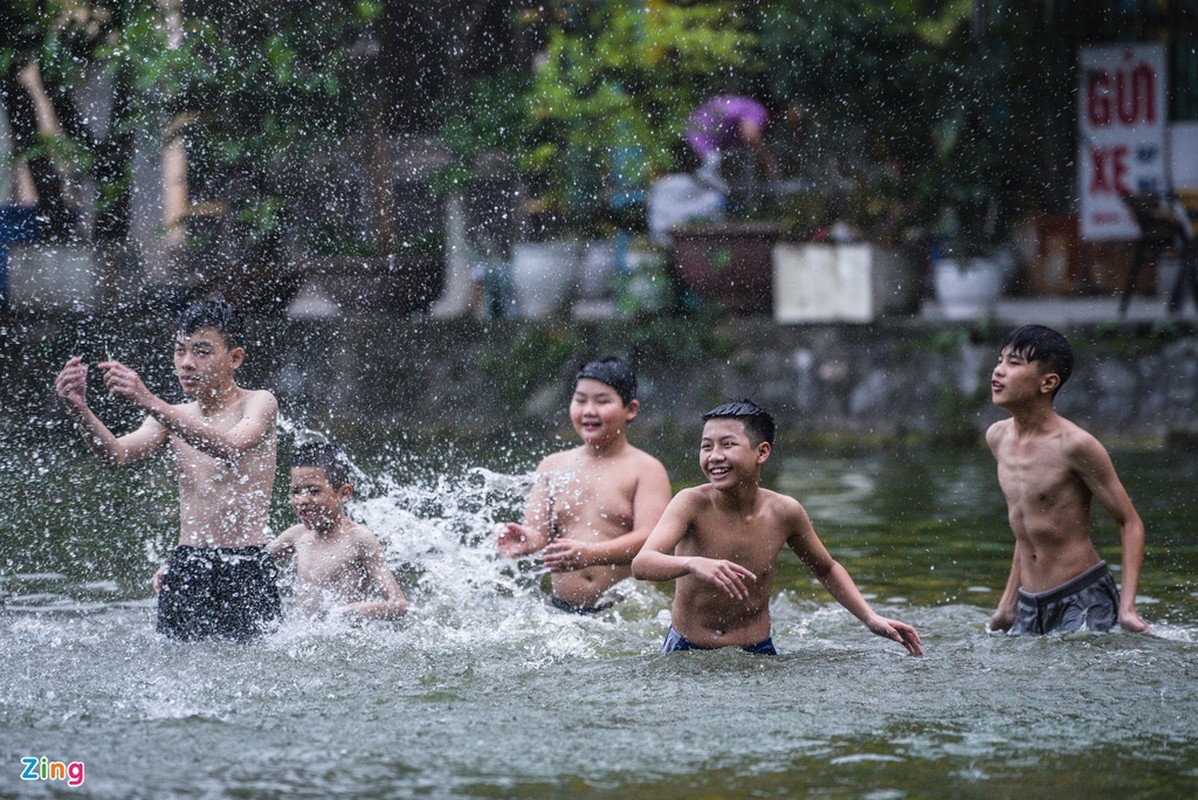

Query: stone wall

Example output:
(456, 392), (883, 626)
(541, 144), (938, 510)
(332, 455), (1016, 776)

(4, 314), (1195, 448)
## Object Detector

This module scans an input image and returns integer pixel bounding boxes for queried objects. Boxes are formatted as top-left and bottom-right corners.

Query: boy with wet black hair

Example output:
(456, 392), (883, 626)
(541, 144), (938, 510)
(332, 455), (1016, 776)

(633, 399), (923, 655)
(54, 299), (282, 641)
(269, 443), (408, 621)
(987, 324), (1149, 635)
(498, 356), (672, 612)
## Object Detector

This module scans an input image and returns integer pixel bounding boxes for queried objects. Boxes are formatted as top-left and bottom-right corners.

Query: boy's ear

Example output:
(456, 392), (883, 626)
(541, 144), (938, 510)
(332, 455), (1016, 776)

(755, 441), (772, 464)
(229, 346), (246, 369)
(623, 398), (640, 421)
(1038, 371), (1061, 396)
(337, 484), (354, 502)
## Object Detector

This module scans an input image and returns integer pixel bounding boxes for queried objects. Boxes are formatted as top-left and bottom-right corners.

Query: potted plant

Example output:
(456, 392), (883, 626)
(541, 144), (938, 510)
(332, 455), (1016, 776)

(501, 3), (756, 315)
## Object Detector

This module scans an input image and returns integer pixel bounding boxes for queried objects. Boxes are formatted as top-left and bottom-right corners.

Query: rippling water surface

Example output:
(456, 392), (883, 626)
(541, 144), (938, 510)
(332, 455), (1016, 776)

(2, 431), (1196, 798)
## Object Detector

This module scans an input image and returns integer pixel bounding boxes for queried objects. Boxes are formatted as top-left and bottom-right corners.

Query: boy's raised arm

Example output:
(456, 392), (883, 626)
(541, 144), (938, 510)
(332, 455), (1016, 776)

(100, 359), (276, 461)
(55, 357), (168, 466)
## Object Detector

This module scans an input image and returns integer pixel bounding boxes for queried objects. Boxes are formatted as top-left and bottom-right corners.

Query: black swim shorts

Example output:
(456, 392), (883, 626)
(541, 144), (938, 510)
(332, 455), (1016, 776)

(157, 545), (282, 641)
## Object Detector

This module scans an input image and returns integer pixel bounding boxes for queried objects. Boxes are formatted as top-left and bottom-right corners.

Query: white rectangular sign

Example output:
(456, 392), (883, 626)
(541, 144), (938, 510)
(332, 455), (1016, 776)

(1078, 44), (1168, 241)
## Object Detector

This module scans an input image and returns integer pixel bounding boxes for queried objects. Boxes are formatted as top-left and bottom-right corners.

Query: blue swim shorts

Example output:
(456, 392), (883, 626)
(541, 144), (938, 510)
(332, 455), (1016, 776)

(661, 625), (777, 655)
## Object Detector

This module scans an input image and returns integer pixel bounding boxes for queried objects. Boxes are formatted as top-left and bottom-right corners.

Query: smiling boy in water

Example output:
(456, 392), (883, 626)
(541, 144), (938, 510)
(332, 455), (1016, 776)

(986, 325), (1149, 635)
(268, 443), (407, 621)
(54, 300), (282, 641)
(632, 399), (923, 656)
(497, 356), (672, 613)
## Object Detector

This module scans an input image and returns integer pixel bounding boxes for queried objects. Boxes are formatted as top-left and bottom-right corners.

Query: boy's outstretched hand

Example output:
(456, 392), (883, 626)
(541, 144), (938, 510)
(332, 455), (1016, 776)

(541, 538), (593, 572)
(99, 360), (153, 407)
(865, 614), (924, 656)
(688, 557), (757, 601)
(497, 523), (536, 559)
(55, 356), (90, 412)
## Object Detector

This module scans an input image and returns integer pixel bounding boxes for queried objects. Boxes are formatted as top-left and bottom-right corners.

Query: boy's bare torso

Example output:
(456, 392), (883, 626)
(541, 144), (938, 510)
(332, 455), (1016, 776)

(671, 485), (794, 647)
(280, 522), (380, 613)
(989, 417), (1103, 592)
(540, 445), (653, 605)
(169, 390), (276, 548)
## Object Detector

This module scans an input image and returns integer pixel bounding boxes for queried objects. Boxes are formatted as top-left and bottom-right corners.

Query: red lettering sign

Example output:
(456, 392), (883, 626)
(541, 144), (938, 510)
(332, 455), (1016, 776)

(1085, 51), (1156, 129)
(1088, 145), (1130, 195)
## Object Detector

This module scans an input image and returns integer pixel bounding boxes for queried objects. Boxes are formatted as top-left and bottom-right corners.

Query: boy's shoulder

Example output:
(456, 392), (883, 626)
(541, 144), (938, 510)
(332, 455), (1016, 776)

(345, 521), (387, 552)
(622, 442), (667, 469)
(1054, 415), (1107, 458)
(985, 417), (1014, 447)
(240, 386), (279, 407)
(537, 446), (583, 470)
(276, 522), (311, 541)
(756, 486), (806, 516)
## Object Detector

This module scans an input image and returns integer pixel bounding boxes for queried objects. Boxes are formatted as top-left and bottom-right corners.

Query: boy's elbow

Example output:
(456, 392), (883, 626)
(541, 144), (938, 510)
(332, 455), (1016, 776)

(631, 551), (659, 580)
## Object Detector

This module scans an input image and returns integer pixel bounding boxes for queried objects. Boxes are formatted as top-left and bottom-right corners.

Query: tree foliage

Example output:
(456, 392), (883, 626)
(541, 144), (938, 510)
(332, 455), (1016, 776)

(517, 0), (756, 233)
(1, 0), (381, 246)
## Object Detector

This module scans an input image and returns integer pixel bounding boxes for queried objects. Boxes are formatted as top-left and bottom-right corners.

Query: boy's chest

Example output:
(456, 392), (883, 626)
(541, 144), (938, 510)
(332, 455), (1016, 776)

(996, 445), (1077, 502)
(689, 518), (782, 574)
(548, 470), (636, 527)
(295, 541), (362, 583)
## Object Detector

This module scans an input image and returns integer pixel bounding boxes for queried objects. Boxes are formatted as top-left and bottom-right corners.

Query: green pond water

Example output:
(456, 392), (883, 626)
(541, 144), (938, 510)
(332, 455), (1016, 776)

(1, 429), (1196, 799)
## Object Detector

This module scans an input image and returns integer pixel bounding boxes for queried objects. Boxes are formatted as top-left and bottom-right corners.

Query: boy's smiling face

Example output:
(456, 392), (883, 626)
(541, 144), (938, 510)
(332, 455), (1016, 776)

(289, 466), (349, 533)
(699, 418), (770, 488)
(570, 377), (638, 447)
(173, 326), (243, 398)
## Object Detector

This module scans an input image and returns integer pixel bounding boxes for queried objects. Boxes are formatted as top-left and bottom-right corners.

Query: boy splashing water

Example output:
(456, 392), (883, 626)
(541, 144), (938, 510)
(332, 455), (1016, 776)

(633, 399), (922, 656)
(269, 443), (408, 621)
(498, 357), (672, 613)
(54, 300), (281, 641)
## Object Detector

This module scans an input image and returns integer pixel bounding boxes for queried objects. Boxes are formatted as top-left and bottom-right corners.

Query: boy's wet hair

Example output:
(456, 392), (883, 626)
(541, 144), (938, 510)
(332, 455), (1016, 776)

(1001, 324), (1074, 394)
(292, 442), (351, 489)
(177, 300), (244, 349)
(702, 398), (776, 446)
(574, 356), (637, 406)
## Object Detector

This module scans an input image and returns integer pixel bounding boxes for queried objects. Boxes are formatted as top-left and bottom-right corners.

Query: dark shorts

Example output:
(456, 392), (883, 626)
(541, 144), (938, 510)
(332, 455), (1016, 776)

(661, 625), (777, 656)
(157, 545), (282, 641)
(1012, 560), (1120, 635)
(550, 595), (614, 615)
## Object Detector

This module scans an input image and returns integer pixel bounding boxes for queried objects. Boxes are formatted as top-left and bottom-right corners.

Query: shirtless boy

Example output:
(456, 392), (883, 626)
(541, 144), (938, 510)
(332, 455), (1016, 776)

(54, 300), (282, 641)
(268, 443), (408, 621)
(497, 357), (672, 613)
(632, 399), (923, 656)
(987, 325), (1149, 635)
